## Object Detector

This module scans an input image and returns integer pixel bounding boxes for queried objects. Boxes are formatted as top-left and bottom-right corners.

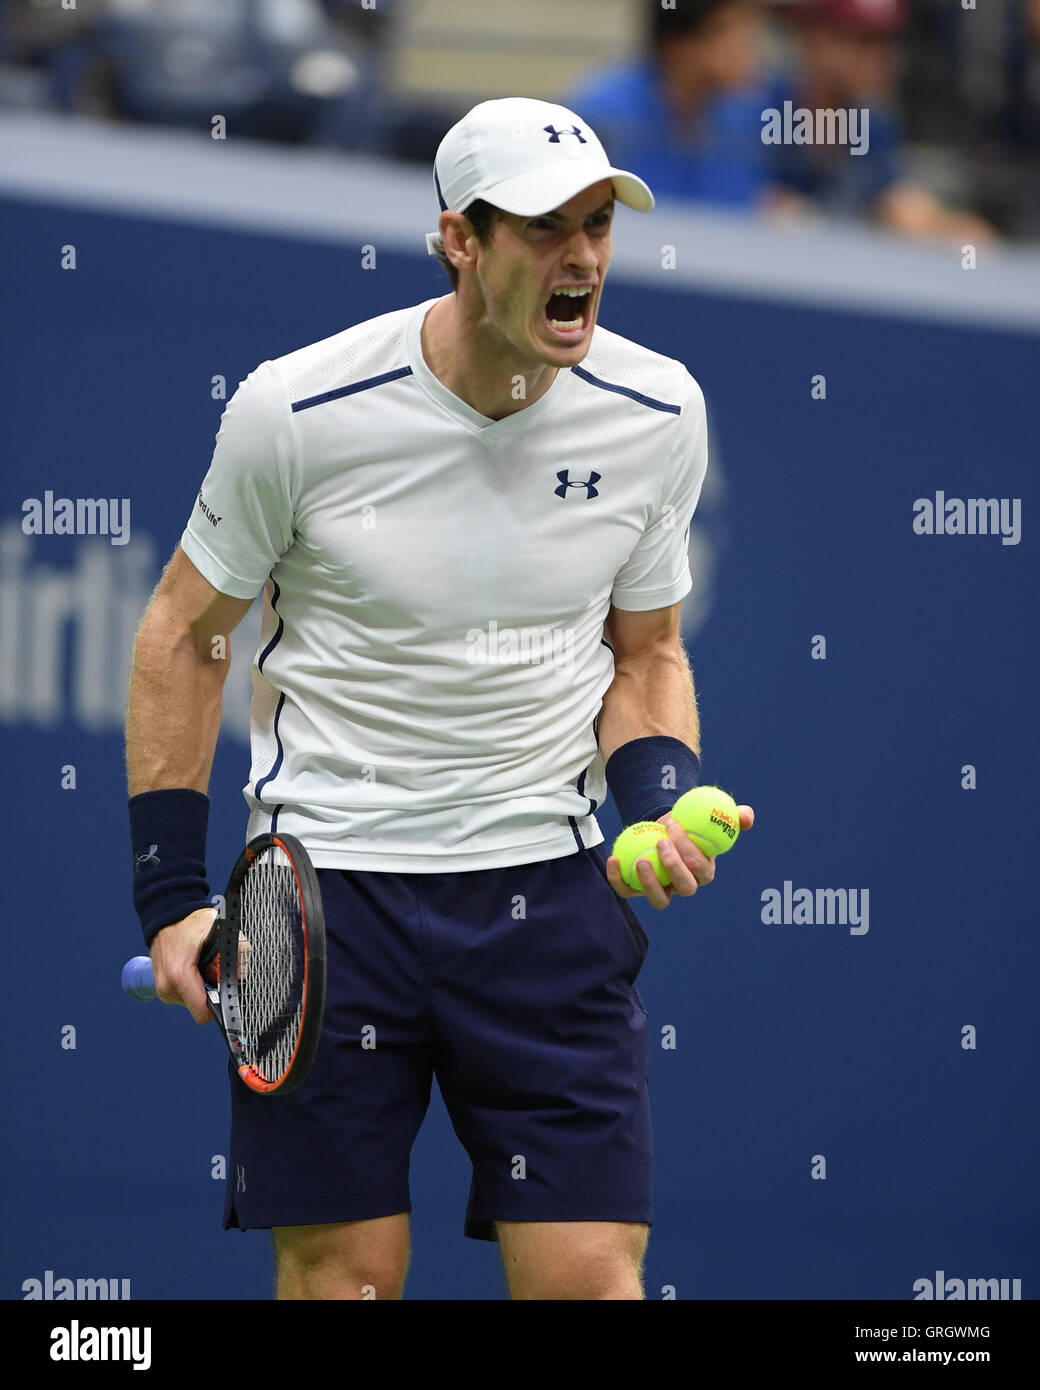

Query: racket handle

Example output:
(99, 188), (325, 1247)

(122, 955), (157, 1001)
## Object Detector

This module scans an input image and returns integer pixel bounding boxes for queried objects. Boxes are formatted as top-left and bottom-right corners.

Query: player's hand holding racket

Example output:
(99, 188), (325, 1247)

(123, 833), (326, 1096)
(150, 905), (221, 1025)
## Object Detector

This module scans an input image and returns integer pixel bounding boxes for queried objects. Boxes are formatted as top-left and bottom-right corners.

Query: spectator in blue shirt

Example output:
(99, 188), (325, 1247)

(768, 0), (997, 240)
(564, 0), (773, 211)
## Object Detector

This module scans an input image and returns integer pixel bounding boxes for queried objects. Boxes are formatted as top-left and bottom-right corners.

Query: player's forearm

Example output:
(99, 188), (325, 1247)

(125, 604), (228, 797)
(597, 642), (700, 764)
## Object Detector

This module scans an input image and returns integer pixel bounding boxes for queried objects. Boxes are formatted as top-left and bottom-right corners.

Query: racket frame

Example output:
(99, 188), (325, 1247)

(205, 832), (326, 1097)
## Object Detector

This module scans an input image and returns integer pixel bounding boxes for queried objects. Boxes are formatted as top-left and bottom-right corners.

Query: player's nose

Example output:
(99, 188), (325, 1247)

(560, 229), (600, 273)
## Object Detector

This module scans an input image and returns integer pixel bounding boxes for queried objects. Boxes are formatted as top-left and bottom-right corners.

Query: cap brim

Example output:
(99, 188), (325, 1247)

(480, 162), (654, 216)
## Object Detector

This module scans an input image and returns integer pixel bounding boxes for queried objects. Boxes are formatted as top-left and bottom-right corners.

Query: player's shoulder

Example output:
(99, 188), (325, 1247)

(576, 324), (705, 419)
(251, 301), (422, 411)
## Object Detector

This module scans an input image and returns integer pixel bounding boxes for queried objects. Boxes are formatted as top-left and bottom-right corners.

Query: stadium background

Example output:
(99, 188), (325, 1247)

(1, 0), (1039, 1301)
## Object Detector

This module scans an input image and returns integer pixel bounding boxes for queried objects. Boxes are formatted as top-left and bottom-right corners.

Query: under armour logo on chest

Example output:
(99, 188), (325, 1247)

(555, 470), (601, 499)
(543, 123), (587, 145)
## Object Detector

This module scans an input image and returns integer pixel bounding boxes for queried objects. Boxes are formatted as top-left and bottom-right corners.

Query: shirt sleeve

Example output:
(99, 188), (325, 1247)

(609, 373), (708, 612)
(179, 360), (297, 599)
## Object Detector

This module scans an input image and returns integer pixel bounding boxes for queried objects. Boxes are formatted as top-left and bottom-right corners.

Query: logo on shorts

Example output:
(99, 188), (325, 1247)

(235, 1165), (247, 1193)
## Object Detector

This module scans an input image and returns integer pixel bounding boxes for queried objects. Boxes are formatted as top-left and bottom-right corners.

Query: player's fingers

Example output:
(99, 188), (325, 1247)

(156, 968), (211, 1026)
(152, 907), (218, 1023)
(635, 856), (672, 910)
(655, 832), (707, 894)
(659, 819), (714, 889)
(179, 971), (213, 1027)
(737, 804), (754, 830)
(605, 854), (640, 899)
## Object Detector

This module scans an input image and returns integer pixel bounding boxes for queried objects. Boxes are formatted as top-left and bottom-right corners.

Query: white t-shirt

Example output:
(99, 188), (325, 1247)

(180, 297), (708, 871)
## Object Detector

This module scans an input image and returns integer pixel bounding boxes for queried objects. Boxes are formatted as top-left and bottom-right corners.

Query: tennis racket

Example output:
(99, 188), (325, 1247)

(122, 832), (326, 1096)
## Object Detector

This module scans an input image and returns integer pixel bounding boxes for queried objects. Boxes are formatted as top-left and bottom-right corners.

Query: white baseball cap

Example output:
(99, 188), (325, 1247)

(425, 97), (655, 255)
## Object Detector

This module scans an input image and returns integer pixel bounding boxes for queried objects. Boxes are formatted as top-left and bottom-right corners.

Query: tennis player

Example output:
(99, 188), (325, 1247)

(126, 96), (753, 1301)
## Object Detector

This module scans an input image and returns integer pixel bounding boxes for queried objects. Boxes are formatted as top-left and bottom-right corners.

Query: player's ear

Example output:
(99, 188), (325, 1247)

(440, 210), (479, 275)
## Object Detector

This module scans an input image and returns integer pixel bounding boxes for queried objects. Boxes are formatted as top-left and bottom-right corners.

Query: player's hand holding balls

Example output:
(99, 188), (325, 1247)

(671, 786), (741, 857)
(613, 821), (674, 889)
(607, 786), (752, 910)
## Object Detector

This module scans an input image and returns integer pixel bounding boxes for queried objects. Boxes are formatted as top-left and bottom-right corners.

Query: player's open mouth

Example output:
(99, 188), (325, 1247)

(544, 286), (594, 337)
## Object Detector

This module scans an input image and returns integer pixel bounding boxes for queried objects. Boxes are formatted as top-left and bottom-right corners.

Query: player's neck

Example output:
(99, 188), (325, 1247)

(420, 296), (559, 422)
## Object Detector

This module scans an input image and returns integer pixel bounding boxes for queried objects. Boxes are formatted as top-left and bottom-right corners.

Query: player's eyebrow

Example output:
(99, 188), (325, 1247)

(533, 199), (616, 223)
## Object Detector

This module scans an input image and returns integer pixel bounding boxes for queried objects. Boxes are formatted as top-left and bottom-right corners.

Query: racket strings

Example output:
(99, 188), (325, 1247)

(236, 846), (305, 1081)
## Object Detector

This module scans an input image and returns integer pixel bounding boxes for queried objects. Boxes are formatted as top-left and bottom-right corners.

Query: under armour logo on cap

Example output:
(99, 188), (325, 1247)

(543, 123), (587, 145)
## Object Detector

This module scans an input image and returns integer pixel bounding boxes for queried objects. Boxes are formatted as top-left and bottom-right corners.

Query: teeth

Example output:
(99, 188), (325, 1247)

(547, 286), (591, 332)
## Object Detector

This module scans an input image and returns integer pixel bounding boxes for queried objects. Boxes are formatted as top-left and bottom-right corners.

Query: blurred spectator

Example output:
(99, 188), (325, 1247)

(0, 0), (101, 110)
(564, 0), (773, 210)
(767, 0), (998, 241)
(2, 0), (390, 151)
(1, 0), (1032, 239)
(900, 0), (1040, 238)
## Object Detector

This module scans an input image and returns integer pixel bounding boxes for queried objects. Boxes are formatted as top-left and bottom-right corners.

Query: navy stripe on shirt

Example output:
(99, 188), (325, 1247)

(291, 366), (414, 413)
(572, 365), (681, 415)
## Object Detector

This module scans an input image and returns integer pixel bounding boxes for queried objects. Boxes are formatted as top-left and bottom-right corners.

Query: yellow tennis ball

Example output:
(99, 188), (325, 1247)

(671, 786), (741, 857)
(611, 821), (671, 890)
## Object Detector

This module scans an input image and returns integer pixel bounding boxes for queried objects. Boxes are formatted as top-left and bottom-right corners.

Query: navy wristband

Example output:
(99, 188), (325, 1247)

(130, 788), (213, 948)
(604, 736), (701, 827)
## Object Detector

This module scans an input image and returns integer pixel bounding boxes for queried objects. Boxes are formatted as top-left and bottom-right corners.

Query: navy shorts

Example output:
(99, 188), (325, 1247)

(222, 841), (652, 1241)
